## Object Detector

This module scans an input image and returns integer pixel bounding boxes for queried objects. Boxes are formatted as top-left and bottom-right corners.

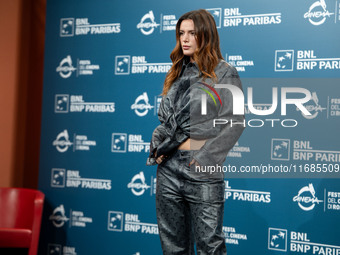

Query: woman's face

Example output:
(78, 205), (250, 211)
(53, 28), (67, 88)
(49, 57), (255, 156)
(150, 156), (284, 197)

(179, 19), (197, 62)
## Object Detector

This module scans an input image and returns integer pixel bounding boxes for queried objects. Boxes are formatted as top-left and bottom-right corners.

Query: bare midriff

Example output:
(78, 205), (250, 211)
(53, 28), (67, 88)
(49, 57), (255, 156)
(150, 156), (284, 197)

(178, 138), (207, 150)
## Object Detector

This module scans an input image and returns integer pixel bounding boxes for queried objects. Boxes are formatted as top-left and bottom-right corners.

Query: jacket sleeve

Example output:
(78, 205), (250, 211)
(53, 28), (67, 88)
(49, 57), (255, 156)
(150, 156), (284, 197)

(193, 65), (245, 166)
(155, 86), (190, 157)
(146, 96), (168, 165)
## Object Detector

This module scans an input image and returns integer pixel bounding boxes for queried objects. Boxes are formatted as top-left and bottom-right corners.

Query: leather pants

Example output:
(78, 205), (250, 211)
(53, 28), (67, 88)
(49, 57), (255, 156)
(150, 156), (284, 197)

(156, 150), (226, 255)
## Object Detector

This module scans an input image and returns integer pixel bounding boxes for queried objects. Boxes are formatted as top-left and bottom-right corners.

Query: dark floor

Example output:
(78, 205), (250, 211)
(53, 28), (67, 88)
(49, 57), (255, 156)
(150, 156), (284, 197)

(0, 248), (28, 255)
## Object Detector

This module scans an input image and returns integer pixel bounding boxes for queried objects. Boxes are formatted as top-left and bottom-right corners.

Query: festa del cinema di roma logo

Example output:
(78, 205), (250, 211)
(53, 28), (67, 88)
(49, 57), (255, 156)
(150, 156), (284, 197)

(293, 183), (323, 211)
(49, 205), (69, 228)
(304, 0), (334, 25)
(127, 171), (150, 196)
(131, 92), (154, 117)
(56, 55), (76, 78)
(52, 130), (73, 153)
(137, 11), (160, 35)
(199, 82), (314, 128)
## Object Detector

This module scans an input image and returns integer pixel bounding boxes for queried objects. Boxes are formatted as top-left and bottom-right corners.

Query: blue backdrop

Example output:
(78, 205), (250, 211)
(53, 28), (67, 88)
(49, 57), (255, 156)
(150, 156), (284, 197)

(38, 0), (340, 254)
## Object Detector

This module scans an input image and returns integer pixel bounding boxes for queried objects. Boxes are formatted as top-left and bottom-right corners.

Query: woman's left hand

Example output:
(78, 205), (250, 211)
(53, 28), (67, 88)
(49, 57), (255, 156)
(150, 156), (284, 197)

(189, 159), (200, 167)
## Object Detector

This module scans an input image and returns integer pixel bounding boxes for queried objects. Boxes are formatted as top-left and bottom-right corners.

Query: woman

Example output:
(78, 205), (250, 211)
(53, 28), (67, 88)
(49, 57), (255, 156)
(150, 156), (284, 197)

(147, 9), (245, 255)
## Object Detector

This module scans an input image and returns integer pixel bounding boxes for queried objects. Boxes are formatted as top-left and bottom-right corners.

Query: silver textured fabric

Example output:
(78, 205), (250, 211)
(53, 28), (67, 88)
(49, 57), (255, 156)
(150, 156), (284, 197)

(147, 58), (245, 167)
(148, 58), (245, 254)
(156, 150), (226, 255)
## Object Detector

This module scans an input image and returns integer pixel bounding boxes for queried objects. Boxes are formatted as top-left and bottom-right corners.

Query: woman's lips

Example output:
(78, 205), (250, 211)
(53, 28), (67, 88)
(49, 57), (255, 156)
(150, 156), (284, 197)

(183, 46), (190, 50)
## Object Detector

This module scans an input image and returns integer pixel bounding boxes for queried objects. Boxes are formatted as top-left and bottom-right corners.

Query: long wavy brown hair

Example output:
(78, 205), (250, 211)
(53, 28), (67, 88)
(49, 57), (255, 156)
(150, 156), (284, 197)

(162, 9), (224, 95)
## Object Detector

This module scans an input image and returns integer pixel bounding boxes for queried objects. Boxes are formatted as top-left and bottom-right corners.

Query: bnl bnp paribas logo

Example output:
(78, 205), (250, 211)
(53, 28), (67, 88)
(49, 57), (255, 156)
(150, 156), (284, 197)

(276, 49), (340, 72)
(108, 211), (123, 231)
(60, 17), (121, 37)
(115, 55), (130, 75)
(111, 133), (150, 153)
(271, 138), (290, 161)
(275, 50), (294, 72)
(108, 211), (159, 235)
(303, 0), (336, 26)
(51, 169), (65, 188)
(206, 8), (222, 28)
(268, 228), (288, 252)
(48, 244), (77, 255)
(55, 94), (115, 113)
(114, 55), (172, 75)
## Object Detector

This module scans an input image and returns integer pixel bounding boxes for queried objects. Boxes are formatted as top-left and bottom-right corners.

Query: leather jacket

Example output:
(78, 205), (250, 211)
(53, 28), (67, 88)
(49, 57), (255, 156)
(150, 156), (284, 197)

(147, 58), (245, 166)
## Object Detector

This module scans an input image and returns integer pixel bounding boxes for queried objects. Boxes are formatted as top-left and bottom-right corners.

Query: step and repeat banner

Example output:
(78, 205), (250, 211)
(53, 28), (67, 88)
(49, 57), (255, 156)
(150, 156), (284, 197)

(38, 0), (340, 254)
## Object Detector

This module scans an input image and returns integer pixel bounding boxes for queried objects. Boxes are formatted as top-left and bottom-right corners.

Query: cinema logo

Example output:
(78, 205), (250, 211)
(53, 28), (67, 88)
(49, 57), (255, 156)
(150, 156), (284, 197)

(145, 9), (221, 33)
(108, 211), (158, 235)
(311, 95), (340, 119)
(288, 180), (340, 212)
(55, 94), (115, 113)
(225, 180), (271, 203)
(304, 0), (334, 25)
(131, 92), (154, 117)
(127, 171), (156, 197)
(137, 11), (179, 35)
(60, 17), (120, 37)
(137, 11), (160, 35)
(56, 55), (100, 78)
(296, 92), (326, 119)
(293, 183), (323, 211)
(52, 130), (96, 153)
(200, 83), (313, 128)
(50, 205), (92, 228)
(128, 172), (150, 196)
(52, 130), (73, 153)
(49, 205), (69, 228)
